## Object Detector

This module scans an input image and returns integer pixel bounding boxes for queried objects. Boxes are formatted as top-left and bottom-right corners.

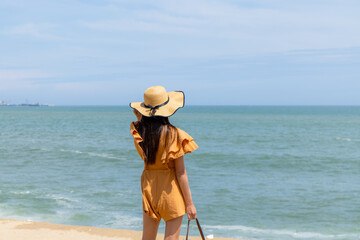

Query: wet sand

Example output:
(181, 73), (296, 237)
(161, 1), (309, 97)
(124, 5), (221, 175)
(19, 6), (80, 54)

(0, 218), (242, 240)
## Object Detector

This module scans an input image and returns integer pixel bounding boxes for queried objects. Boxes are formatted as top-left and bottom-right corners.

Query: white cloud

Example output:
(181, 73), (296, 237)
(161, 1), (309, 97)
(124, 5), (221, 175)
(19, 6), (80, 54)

(0, 69), (52, 91)
(82, 19), (199, 35)
(81, 0), (360, 53)
(6, 23), (63, 40)
(0, 0), (24, 7)
(0, 69), (51, 80)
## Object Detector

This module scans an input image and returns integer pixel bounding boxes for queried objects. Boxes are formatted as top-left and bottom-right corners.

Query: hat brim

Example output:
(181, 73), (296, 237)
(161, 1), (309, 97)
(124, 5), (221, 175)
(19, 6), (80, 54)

(130, 91), (184, 117)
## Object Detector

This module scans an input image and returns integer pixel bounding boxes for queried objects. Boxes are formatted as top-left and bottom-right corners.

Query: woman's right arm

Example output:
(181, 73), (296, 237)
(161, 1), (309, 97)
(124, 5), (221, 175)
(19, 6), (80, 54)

(175, 156), (197, 220)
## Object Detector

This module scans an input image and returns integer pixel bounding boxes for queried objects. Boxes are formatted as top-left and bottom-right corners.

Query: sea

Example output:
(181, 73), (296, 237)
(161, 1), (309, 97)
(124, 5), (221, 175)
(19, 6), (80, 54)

(0, 106), (359, 240)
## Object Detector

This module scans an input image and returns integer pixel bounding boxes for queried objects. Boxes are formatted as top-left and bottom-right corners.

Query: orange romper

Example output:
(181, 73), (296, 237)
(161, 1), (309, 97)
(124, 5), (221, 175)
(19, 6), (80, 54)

(130, 122), (198, 222)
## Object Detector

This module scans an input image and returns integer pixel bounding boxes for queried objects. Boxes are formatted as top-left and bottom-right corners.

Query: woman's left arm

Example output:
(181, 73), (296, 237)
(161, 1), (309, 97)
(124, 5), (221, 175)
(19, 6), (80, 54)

(175, 156), (197, 220)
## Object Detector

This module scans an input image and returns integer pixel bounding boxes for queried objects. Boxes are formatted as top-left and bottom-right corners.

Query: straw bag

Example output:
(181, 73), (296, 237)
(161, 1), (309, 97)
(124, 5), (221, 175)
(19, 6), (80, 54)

(185, 218), (205, 240)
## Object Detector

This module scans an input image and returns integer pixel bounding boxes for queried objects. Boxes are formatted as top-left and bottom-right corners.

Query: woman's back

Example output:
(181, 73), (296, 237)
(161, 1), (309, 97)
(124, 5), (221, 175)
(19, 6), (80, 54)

(130, 122), (198, 170)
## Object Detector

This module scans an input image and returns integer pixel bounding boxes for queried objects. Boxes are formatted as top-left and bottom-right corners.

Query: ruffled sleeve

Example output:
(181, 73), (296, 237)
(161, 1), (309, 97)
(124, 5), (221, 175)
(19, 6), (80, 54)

(161, 128), (198, 164)
(130, 121), (143, 144)
(130, 122), (145, 159)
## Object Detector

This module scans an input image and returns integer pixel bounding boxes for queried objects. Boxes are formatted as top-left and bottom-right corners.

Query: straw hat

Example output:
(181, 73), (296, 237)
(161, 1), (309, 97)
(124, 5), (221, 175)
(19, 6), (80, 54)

(130, 86), (184, 117)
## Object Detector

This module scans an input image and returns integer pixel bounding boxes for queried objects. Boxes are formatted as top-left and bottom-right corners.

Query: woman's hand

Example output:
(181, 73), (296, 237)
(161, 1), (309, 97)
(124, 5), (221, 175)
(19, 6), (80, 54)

(133, 109), (142, 121)
(186, 204), (197, 220)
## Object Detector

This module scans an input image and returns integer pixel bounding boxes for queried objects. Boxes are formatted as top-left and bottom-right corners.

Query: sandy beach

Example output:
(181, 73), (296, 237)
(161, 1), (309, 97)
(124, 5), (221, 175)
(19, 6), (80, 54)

(0, 219), (241, 240)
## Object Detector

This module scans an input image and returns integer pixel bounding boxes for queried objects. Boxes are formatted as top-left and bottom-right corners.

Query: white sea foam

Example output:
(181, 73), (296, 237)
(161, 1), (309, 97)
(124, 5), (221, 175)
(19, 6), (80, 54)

(206, 234), (214, 239)
(204, 224), (360, 239)
(11, 190), (32, 195)
(103, 213), (142, 229)
(60, 149), (126, 161)
(334, 137), (352, 142)
(87, 152), (125, 160)
(46, 194), (80, 208)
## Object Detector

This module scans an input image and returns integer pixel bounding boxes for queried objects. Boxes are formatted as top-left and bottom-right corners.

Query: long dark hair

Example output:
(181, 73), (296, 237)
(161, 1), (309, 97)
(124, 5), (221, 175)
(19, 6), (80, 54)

(135, 116), (177, 165)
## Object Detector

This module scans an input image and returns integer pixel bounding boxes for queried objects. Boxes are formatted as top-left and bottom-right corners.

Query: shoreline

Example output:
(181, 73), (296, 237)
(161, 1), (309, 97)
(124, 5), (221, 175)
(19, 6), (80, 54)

(0, 218), (242, 240)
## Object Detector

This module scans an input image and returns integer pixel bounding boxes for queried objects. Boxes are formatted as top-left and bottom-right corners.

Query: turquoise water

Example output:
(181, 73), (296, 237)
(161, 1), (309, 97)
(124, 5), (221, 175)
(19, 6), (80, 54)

(0, 106), (359, 240)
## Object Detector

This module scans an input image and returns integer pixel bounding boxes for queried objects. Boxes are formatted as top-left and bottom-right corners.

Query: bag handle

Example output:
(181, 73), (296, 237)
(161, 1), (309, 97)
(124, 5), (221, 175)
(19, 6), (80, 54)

(186, 218), (205, 240)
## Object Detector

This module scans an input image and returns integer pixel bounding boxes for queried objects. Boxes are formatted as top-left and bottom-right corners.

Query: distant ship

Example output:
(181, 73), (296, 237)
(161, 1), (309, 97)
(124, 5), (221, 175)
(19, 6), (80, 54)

(0, 101), (54, 107)
(19, 103), (40, 106)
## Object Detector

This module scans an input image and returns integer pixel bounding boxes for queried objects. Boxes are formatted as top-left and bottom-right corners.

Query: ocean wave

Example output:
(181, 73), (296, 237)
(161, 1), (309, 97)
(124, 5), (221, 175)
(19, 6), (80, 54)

(334, 137), (352, 142)
(204, 224), (360, 239)
(45, 194), (80, 208)
(59, 149), (126, 161)
(102, 213), (142, 229)
(11, 190), (32, 195)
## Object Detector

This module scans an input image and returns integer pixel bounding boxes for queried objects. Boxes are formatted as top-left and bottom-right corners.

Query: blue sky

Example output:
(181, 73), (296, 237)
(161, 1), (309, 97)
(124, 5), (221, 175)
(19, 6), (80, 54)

(1, 0), (360, 105)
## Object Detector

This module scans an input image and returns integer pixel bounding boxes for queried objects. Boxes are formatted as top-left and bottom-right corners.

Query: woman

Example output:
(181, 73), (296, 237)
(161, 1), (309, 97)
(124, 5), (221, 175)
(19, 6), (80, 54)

(130, 86), (198, 240)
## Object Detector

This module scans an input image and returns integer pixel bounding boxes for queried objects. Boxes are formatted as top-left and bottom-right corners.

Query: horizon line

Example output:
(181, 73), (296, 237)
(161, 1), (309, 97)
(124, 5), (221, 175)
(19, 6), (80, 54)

(2, 104), (360, 107)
